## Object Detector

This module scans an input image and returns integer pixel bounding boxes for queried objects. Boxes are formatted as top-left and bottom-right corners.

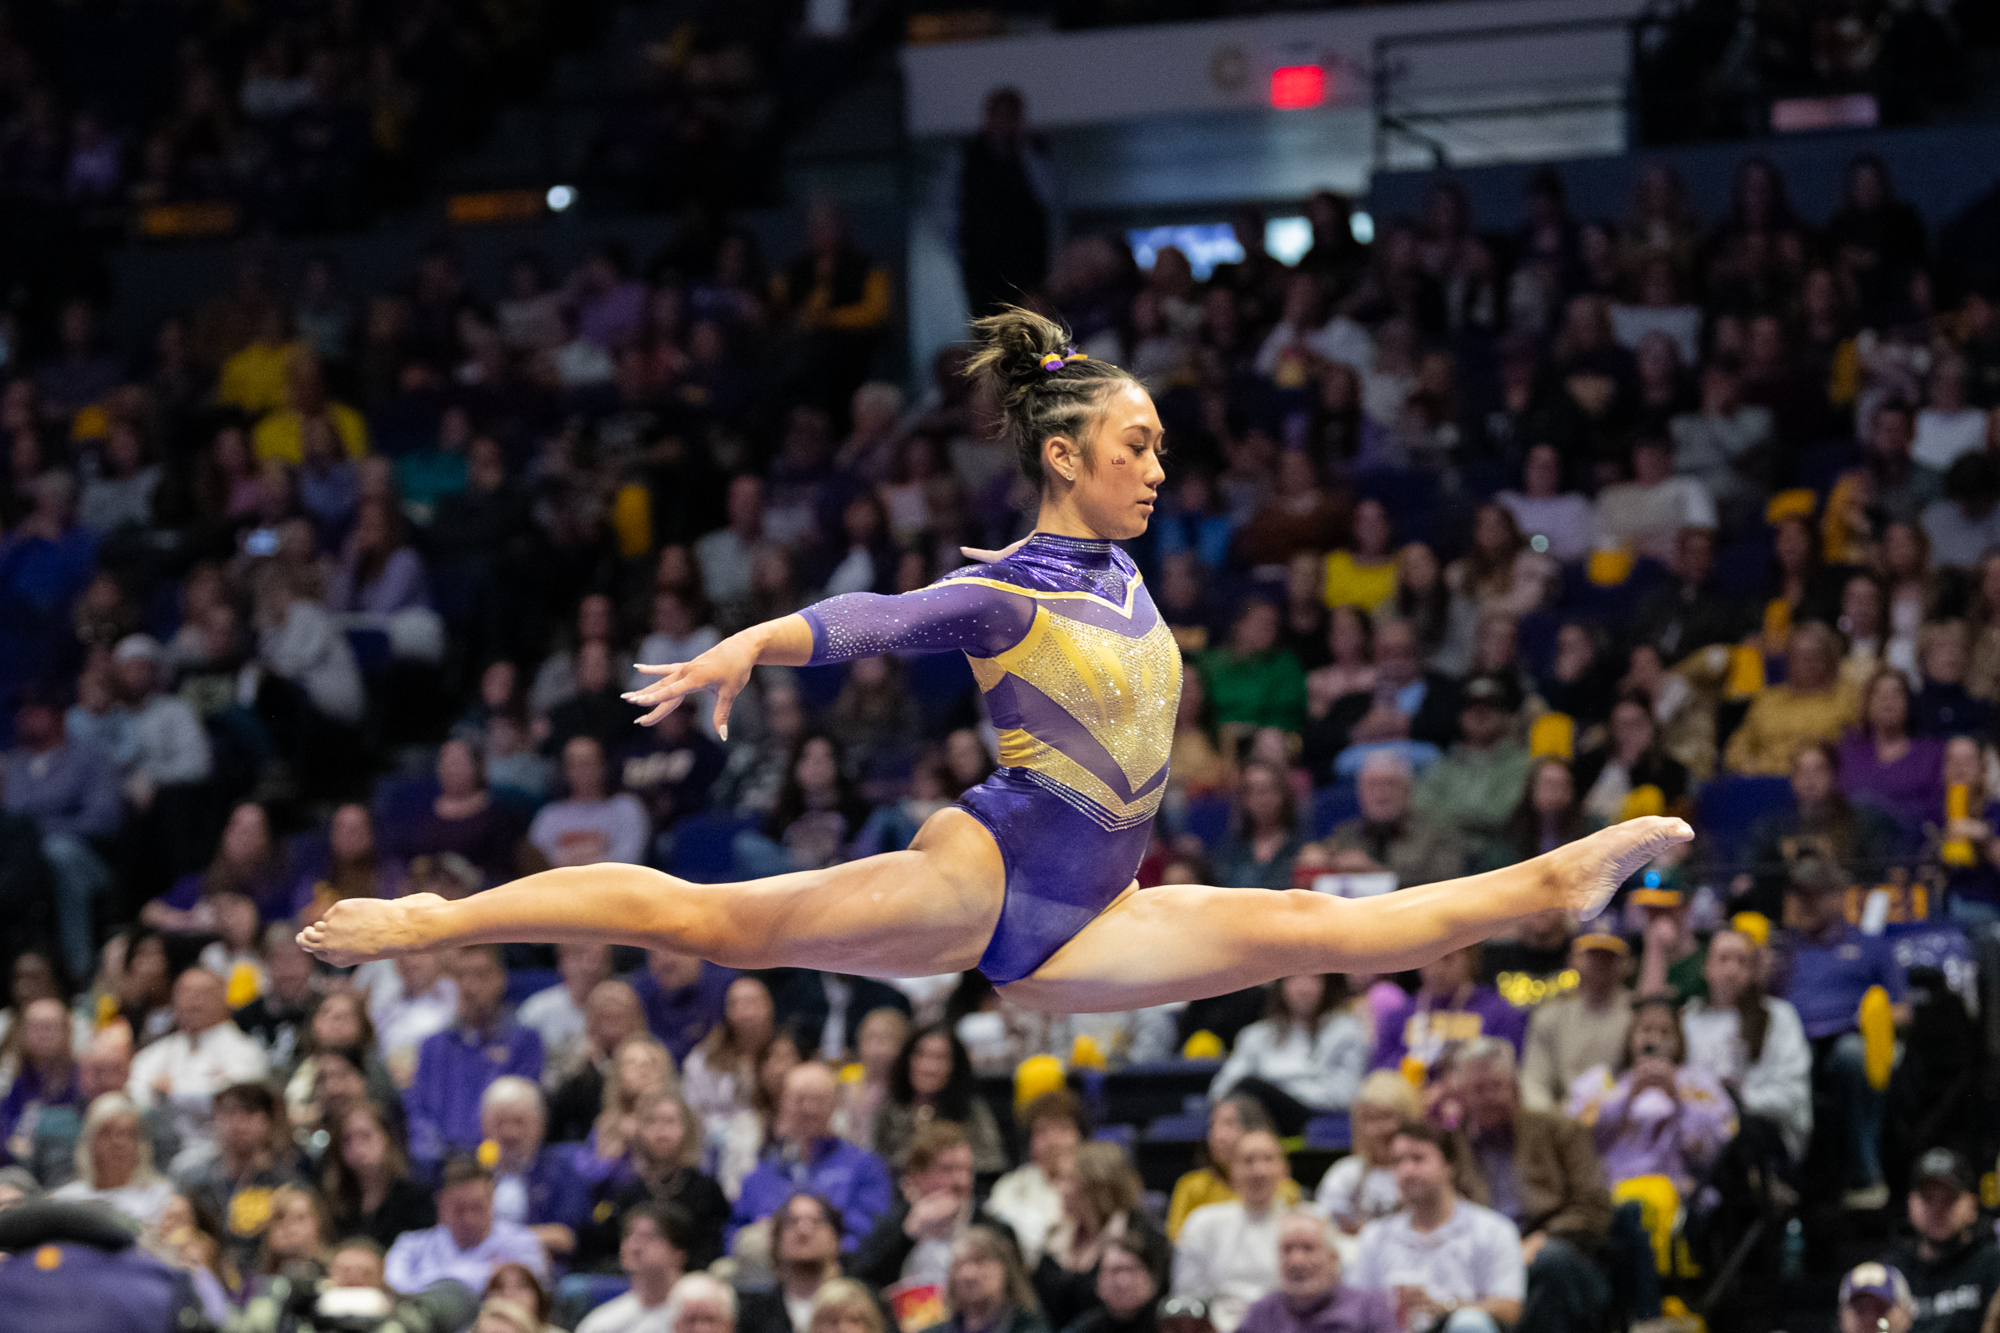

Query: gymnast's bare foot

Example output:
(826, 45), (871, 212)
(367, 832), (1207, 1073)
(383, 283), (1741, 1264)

(1547, 816), (1693, 921)
(297, 892), (448, 966)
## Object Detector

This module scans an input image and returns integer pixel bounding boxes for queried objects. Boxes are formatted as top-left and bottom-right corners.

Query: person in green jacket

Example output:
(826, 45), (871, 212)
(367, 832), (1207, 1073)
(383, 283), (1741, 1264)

(1200, 600), (1308, 736)
(1418, 673), (1534, 871)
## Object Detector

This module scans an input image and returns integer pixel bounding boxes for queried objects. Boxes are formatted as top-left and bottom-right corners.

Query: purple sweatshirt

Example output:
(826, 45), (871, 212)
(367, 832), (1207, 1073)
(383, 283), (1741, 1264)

(1369, 985), (1528, 1072)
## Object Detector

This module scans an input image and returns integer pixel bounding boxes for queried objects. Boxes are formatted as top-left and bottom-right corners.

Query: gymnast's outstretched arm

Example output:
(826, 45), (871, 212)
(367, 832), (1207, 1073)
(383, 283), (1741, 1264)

(298, 569), (1039, 970)
(623, 567), (1034, 733)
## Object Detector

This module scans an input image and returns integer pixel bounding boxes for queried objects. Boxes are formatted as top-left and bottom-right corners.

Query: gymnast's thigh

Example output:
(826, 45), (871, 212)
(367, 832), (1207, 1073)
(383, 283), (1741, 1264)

(997, 883), (1334, 1014)
(732, 804), (1008, 975)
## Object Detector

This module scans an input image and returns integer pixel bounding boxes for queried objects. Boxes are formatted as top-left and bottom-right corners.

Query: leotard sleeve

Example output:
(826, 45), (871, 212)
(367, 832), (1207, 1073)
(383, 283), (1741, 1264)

(799, 576), (1036, 665)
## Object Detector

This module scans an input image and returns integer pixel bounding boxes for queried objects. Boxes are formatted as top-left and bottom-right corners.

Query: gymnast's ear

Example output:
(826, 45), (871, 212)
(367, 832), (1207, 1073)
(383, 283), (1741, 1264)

(1041, 432), (1087, 486)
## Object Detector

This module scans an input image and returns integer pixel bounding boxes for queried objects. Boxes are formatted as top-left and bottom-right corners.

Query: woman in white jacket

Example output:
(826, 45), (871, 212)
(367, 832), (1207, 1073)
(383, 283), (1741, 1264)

(1680, 926), (1813, 1161)
(1208, 974), (1371, 1134)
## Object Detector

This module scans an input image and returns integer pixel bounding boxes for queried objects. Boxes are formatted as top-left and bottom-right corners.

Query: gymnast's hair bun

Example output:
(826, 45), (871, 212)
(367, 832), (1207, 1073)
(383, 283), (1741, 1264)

(963, 305), (1136, 489)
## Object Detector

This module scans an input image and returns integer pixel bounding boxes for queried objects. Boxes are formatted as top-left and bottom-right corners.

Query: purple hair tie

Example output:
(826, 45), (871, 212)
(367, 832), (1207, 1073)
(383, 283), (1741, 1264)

(1039, 347), (1089, 373)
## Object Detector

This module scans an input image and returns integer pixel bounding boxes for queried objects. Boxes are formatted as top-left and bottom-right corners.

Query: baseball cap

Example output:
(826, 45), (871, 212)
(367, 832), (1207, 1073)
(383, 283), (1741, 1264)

(1461, 672), (1521, 711)
(1839, 1262), (1913, 1311)
(1573, 933), (1629, 956)
(1912, 1146), (1977, 1196)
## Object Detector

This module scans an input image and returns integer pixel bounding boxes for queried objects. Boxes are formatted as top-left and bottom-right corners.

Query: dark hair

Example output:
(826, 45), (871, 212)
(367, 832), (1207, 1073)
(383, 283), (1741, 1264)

(963, 306), (1141, 490)
(1790, 741), (1863, 875)
(213, 1082), (279, 1119)
(1389, 1117), (1458, 1166)
(1262, 974), (1348, 1037)
(622, 1199), (695, 1253)
(484, 1262), (551, 1322)
(322, 1100), (411, 1231)
(764, 733), (867, 840)
(1104, 1224), (1173, 1291)
(772, 1190), (845, 1250)
(1507, 757), (1588, 861)
(1619, 993), (1687, 1070)
(887, 1023), (977, 1121)
(304, 988), (377, 1060)
(1944, 452), (2000, 508)
(1234, 759), (1297, 839)
(438, 1153), (491, 1190)
(1199, 1093), (1278, 1177)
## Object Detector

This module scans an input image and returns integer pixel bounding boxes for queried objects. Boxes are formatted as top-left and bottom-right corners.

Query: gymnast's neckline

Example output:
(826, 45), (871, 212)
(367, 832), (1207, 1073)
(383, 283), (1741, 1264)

(1024, 531), (1115, 553)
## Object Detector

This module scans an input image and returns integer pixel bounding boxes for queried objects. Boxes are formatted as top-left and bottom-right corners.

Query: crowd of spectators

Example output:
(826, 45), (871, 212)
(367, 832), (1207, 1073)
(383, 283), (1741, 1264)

(0, 0), (848, 245)
(5, 94), (2000, 1332)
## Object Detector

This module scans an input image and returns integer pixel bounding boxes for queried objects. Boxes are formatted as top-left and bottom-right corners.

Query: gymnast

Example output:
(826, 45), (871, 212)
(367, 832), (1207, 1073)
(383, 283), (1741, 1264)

(298, 307), (1689, 1013)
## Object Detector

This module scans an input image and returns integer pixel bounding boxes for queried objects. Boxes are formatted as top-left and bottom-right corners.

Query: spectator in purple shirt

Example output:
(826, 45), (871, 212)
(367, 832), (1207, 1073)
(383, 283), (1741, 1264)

(0, 997), (81, 1160)
(405, 945), (544, 1170)
(1369, 945), (1527, 1076)
(632, 949), (735, 1064)
(480, 1075), (590, 1273)
(572, 243), (649, 352)
(1836, 670), (1943, 837)
(1767, 853), (1909, 1210)
(1235, 1210), (1397, 1333)
(327, 496), (433, 614)
(731, 1062), (893, 1250)
(384, 1153), (549, 1293)
(4, 695), (122, 982)
(0, 472), (98, 685)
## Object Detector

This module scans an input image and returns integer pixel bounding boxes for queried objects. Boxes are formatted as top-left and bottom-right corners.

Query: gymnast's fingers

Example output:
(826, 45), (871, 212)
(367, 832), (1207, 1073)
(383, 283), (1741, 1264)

(636, 696), (686, 727)
(624, 663), (692, 705)
(713, 681), (743, 742)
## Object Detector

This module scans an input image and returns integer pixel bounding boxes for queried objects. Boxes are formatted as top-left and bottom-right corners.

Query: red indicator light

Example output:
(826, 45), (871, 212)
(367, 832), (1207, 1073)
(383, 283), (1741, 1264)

(1269, 64), (1325, 110)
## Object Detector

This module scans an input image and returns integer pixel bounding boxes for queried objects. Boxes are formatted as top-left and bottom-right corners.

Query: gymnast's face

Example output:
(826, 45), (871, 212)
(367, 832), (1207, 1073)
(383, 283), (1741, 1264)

(1047, 382), (1166, 542)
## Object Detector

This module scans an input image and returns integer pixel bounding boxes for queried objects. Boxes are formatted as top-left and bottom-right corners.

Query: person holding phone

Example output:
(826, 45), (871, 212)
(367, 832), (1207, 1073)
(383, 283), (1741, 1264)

(1563, 994), (1735, 1194)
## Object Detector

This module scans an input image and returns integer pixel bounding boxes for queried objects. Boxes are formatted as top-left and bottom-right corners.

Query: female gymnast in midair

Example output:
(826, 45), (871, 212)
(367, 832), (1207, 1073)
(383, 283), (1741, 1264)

(299, 308), (1690, 1012)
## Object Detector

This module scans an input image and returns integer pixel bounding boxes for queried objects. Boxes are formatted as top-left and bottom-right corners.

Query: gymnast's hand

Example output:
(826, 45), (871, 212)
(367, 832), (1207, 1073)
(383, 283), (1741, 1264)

(626, 633), (761, 736)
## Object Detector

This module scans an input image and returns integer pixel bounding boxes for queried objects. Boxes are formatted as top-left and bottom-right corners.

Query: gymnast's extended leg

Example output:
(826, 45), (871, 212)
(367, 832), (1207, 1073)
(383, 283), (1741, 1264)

(297, 806), (1007, 974)
(997, 816), (1692, 1013)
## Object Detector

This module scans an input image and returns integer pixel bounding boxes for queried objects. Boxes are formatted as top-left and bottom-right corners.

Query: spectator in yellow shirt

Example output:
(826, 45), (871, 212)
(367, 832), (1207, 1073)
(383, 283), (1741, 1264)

(1322, 498), (1398, 614)
(1724, 621), (1857, 775)
(253, 352), (369, 465)
(215, 306), (303, 418)
(1164, 1094), (1302, 1239)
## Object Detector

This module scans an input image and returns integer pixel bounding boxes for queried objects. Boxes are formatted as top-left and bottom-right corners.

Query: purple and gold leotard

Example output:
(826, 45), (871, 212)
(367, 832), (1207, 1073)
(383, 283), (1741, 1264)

(798, 532), (1182, 983)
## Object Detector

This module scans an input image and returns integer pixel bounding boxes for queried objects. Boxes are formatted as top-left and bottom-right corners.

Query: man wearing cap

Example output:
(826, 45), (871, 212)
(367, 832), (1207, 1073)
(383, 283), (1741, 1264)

(1634, 887), (1707, 1003)
(3, 694), (121, 983)
(1519, 932), (1633, 1113)
(1880, 1148), (2000, 1333)
(1416, 673), (1533, 871)
(108, 633), (212, 806)
(1766, 853), (1908, 1211)
(1840, 1262), (1917, 1333)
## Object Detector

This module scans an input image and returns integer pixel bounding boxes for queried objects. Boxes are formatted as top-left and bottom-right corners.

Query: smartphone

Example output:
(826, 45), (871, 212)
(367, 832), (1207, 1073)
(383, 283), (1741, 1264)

(245, 527), (280, 557)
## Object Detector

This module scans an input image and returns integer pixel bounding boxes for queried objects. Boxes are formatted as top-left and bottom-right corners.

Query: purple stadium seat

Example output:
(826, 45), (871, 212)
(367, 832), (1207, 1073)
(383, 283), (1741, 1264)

(1694, 774), (1795, 874)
